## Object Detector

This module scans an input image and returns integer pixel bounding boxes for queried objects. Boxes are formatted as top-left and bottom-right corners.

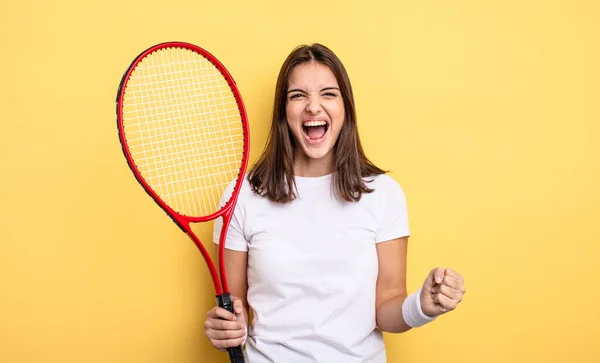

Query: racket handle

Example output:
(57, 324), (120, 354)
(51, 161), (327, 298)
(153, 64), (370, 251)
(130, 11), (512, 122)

(226, 346), (246, 363)
(217, 293), (246, 363)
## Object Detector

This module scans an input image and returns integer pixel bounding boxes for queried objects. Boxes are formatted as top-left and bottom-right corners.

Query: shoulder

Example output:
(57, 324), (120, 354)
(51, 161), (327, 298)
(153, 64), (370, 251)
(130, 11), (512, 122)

(364, 173), (405, 194)
(360, 173), (408, 209)
(227, 173), (267, 206)
(219, 174), (254, 207)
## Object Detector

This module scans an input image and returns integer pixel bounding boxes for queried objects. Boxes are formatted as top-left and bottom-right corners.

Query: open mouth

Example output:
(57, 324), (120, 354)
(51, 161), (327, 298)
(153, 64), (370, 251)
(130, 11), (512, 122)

(302, 120), (330, 141)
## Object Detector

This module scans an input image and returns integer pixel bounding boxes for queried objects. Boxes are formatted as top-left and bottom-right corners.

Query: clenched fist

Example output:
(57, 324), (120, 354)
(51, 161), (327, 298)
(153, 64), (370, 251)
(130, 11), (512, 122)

(420, 267), (466, 317)
(204, 298), (247, 351)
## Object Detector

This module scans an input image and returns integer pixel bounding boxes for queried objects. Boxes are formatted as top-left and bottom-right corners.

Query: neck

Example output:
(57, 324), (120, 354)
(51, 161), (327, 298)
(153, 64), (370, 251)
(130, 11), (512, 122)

(293, 150), (334, 177)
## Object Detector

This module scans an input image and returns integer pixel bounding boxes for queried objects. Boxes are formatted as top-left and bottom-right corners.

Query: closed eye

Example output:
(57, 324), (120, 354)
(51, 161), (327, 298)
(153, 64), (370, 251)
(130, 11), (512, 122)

(289, 93), (305, 100)
(321, 87), (340, 98)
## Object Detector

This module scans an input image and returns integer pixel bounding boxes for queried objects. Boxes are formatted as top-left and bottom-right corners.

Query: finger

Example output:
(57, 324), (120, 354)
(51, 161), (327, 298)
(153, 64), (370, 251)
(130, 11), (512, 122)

(435, 283), (464, 301)
(235, 309), (246, 328)
(209, 336), (247, 350)
(443, 275), (466, 294)
(423, 267), (445, 292)
(204, 318), (244, 331)
(434, 292), (458, 313)
(439, 275), (462, 290)
(444, 268), (464, 283)
(233, 299), (244, 315)
(206, 327), (247, 340)
(207, 307), (236, 321)
(433, 267), (445, 284)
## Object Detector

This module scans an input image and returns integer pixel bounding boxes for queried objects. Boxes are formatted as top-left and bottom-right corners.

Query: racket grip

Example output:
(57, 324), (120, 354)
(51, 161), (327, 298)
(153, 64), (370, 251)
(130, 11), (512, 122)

(217, 293), (246, 363)
(226, 346), (246, 363)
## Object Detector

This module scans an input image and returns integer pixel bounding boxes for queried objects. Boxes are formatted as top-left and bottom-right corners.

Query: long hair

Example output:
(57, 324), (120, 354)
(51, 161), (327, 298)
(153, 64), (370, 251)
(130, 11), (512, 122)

(248, 43), (386, 203)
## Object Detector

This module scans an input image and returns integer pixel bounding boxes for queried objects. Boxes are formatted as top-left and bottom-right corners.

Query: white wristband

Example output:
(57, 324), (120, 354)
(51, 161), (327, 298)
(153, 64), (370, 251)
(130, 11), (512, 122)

(402, 288), (436, 328)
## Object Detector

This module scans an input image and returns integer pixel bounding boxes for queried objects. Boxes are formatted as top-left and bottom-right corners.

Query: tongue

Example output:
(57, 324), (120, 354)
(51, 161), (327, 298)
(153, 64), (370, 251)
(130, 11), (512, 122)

(307, 126), (326, 139)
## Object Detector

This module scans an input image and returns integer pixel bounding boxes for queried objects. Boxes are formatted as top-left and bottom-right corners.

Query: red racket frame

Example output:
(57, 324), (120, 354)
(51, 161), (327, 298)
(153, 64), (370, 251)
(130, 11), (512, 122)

(115, 41), (250, 297)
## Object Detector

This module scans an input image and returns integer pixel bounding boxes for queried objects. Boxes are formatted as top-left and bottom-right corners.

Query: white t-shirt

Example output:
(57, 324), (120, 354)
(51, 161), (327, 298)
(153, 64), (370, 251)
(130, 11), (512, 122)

(213, 173), (410, 363)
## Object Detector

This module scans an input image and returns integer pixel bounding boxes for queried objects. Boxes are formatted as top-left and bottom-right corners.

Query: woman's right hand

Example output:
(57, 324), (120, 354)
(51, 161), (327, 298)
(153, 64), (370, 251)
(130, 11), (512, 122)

(204, 299), (247, 351)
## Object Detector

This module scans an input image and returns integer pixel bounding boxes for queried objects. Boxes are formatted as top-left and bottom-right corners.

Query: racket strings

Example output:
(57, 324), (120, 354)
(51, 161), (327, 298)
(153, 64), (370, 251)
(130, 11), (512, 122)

(122, 47), (245, 217)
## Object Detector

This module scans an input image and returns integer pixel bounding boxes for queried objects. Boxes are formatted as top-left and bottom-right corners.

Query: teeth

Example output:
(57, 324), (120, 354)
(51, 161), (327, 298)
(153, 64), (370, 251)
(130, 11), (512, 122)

(303, 121), (327, 127)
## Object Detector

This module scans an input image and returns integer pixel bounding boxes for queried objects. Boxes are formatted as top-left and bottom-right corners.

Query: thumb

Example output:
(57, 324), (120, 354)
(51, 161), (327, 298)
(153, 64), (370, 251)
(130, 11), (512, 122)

(233, 299), (244, 314)
(233, 299), (248, 345)
(434, 267), (445, 284)
(233, 299), (246, 325)
(424, 267), (445, 290)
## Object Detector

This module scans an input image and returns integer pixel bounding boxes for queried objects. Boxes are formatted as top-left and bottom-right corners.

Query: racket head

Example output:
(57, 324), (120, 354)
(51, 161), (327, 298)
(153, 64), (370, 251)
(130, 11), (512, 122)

(116, 42), (249, 226)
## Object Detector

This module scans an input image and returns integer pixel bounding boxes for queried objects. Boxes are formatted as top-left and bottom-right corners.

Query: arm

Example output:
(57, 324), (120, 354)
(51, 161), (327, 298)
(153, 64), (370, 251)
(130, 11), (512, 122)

(376, 238), (467, 333)
(218, 247), (250, 324)
(375, 236), (413, 333)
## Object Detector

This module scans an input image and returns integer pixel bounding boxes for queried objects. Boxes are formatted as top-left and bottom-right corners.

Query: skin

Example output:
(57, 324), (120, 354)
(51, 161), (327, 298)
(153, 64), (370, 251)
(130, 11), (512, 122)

(204, 61), (466, 350)
(285, 62), (345, 177)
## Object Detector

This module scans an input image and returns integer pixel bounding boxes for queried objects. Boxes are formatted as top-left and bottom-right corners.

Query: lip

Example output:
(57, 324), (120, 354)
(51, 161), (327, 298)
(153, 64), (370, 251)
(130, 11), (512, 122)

(302, 118), (330, 126)
(301, 119), (330, 145)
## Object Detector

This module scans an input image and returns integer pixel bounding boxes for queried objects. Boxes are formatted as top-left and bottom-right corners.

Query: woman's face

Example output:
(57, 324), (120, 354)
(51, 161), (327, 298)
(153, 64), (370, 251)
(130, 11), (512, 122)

(285, 62), (345, 169)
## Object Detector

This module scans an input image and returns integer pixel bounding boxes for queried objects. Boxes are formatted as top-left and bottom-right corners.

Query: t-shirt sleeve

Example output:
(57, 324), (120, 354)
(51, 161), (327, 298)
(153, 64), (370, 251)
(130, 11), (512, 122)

(375, 176), (410, 243)
(213, 181), (249, 252)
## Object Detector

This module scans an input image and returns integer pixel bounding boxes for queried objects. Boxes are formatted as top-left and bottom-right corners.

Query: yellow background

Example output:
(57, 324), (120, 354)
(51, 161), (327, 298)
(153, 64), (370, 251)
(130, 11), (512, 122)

(1, 0), (598, 362)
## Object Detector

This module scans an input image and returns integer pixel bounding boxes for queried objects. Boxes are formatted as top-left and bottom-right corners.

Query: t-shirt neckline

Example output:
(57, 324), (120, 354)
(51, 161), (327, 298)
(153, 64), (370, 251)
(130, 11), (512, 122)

(294, 173), (333, 186)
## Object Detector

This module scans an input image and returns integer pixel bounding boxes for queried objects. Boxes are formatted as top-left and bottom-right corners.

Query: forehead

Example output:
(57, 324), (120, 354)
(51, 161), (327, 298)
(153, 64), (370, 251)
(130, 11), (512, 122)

(288, 62), (338, 88)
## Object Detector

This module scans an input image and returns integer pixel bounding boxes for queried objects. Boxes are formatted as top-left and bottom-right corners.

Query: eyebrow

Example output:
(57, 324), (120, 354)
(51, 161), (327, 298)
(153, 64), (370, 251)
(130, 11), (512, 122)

(287, 86), (340, 94)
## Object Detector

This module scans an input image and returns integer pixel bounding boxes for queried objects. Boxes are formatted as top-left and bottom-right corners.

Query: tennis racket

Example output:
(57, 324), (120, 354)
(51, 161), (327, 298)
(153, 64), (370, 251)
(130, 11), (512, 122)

(115, 41), (249, 363)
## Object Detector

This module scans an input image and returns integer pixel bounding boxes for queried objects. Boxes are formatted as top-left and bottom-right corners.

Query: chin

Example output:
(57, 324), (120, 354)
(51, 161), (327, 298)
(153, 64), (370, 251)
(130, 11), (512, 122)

(301, 144), (334, 160)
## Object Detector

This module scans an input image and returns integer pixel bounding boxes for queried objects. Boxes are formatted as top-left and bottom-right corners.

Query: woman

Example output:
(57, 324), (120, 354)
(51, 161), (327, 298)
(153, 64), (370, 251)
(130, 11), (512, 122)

(205, 43), (466, 362)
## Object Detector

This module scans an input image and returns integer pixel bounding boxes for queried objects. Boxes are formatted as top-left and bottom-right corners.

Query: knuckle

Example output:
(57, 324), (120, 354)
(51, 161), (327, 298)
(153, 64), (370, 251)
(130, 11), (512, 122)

(225, 321), (236, 331)
(214, 320), (227, 330)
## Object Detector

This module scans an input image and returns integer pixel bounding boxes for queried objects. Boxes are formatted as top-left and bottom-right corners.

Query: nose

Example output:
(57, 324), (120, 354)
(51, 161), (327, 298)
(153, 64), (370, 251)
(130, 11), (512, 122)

(305, 96), (321, 114)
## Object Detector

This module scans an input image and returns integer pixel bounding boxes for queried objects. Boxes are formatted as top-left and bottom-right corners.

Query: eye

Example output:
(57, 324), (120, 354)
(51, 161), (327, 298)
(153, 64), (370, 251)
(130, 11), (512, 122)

(323, 92), (339, 98)
(289, 93), (305, 100)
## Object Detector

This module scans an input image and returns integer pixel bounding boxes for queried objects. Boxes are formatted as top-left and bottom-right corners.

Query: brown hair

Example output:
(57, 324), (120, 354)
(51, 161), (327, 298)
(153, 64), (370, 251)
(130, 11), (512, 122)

(248, 43), (386, 203)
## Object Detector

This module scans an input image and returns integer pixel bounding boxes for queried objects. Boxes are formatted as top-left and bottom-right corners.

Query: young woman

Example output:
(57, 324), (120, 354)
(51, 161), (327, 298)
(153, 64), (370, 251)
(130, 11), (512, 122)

(204, 44), (466, 362)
